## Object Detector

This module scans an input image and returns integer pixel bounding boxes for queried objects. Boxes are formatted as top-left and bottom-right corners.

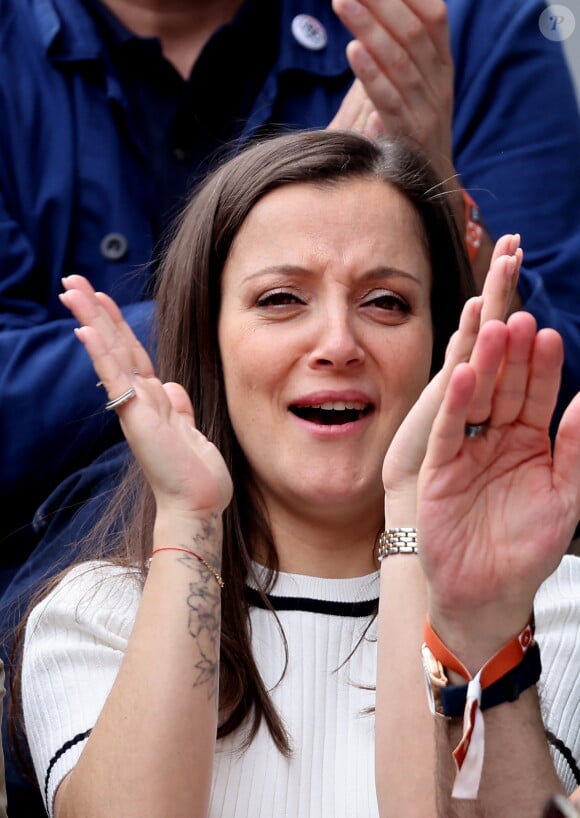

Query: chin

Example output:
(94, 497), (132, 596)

(293, 477), (383, 511)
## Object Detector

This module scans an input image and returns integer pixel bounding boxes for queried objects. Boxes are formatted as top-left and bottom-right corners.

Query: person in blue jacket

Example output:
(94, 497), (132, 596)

(0, 0), (579, 813)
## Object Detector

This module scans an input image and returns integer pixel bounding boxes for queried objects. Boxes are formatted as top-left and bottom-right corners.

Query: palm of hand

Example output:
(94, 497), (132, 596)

(118, 378), (233, 518)
(417, 423), (572, 616)
(59, 276), (233, 519)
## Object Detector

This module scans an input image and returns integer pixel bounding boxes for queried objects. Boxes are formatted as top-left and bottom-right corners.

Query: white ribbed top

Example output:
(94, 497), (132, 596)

(22, 556), (580, 816)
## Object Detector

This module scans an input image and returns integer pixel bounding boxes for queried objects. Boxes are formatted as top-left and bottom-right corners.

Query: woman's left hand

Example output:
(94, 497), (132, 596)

(418, 312), (580, 671)
(382, 234), (521, 525)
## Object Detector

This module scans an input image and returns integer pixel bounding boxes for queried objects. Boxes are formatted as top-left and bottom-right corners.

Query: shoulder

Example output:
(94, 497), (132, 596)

(24, 561), (143, 649)
(447, 0), (555, 62)
(0, 0), (46, 63)
(536, 555), (580, 606)
(535, 556), (580, 648)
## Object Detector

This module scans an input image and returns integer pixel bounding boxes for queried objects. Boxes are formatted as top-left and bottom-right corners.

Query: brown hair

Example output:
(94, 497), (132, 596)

(13, 129), (475, 758)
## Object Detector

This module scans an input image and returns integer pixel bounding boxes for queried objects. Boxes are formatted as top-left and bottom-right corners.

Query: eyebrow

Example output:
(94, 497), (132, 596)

(241, 264), (427, 287)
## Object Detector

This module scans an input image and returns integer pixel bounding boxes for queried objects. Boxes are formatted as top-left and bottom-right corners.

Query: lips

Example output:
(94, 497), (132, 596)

(289, 399), (374, 426)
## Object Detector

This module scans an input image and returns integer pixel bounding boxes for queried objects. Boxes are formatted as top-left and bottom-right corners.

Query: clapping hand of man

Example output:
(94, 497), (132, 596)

(330, 0), (454, 183)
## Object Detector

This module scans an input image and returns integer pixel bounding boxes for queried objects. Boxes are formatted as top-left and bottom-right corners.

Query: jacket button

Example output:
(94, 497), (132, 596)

(100, 232), (128, 261)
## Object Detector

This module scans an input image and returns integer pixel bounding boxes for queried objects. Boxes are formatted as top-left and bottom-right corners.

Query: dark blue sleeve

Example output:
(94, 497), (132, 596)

(0, 177), (154, 568)
(449, 0), (580, 422)
(0, 12), (157, 575)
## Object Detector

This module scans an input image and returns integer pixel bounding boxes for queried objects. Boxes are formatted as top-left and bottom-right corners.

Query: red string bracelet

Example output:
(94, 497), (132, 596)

(150, 546), (224, 589)
(424, 616), (535, 799)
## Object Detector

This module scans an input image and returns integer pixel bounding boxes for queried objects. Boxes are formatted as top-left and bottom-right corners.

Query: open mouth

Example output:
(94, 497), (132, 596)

(290, 401), (373, 426)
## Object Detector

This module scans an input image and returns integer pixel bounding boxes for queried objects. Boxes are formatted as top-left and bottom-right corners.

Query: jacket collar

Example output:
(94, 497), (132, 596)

(32, 0), (351, 75)
(31, 0), (105, 62)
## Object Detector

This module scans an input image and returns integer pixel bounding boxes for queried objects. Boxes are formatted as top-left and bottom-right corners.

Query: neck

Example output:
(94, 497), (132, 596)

(253, 499), (383, 579)
(99, 0), (245, 77)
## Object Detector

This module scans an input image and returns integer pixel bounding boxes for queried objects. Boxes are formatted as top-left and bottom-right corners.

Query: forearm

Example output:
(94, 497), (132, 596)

(376, 555), (435, 817)
(55, 514), (222, 818)
(435, 688), (564, 818)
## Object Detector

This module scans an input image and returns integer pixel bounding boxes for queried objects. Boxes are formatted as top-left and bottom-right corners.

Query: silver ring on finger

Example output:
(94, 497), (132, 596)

(105, 387), (137, 412)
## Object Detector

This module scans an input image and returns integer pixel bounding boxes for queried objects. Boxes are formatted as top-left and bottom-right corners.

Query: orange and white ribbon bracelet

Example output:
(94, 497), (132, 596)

(424, 617), (535, 799)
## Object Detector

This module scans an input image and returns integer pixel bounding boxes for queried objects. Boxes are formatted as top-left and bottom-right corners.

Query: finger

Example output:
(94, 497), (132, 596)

(337, 0), (450, 84)
(344, 39), (412, 129)
(163, 381), (196, 422)
(479, 238), (521, 326)
(489, 232), (518, 265)
(373, 0), (451, 65)
(490, 311), (536, 426)
(383, 296), (487, 493)
(327, 79), (375, 132)
(74, 325), (174, 427)
(519, 328), (564, 431)
(61, 287), (154, 410)
(95, 291), (155, 378)
(62, 274), (98, 296)
(342, 0), (452, 128)
(386, 273), (516, 484)
(60, 286), (154, 385)
(463, 320), (509, 424)
(73, 324), (139, 412)
(423, 361), (477, 468)
(443, 295), (483, 367)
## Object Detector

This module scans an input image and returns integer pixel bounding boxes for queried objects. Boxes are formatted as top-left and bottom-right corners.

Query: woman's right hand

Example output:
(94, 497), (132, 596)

(59, 275), (233, 520)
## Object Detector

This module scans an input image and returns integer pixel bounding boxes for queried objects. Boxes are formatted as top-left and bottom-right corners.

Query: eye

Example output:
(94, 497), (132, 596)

(256, 290), (305, 307)
(362, 291), (410, 313)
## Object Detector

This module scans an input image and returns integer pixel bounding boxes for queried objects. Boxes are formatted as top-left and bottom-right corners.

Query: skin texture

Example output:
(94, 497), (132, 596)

(218, 179), (433, 576)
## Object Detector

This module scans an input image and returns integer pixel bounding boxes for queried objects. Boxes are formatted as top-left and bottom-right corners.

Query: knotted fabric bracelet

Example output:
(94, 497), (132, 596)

(440, 641), (541, 717)
(424, 616), (535, 799)
(150, 547), (224, 589)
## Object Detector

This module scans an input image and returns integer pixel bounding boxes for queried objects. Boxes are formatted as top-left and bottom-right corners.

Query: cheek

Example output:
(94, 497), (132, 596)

(384, 328), (433, 393)
(220, 342), (278, 425)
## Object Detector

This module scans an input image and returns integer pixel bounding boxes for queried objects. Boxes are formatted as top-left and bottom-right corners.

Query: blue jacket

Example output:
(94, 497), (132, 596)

(1, 0), (580, 582)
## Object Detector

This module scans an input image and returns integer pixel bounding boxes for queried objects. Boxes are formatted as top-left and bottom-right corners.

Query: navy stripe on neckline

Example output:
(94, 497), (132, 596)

(245, 586), (378, 617)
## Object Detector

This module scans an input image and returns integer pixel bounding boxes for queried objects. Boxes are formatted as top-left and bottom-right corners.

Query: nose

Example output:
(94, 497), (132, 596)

(307, 304), (365, 369)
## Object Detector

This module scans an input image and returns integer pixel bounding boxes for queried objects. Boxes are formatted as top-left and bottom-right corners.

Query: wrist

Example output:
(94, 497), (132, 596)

(383, 488), (417, 528)
(377, 527), (418, 561)
(153, 511), (223, 558)
(427, 604), (534, 675)
(421, 615), (538, 798)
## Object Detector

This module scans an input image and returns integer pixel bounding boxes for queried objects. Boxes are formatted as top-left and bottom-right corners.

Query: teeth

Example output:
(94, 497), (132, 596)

(310, 401), (367, 410)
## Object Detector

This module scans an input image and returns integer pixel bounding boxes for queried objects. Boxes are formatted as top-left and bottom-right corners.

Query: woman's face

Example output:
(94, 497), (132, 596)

(218, 177), (433, 521)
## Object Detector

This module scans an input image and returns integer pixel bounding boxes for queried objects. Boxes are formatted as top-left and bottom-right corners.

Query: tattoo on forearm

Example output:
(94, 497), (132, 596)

(178, 514), (222, 700)
(190, 514), (219, 551)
